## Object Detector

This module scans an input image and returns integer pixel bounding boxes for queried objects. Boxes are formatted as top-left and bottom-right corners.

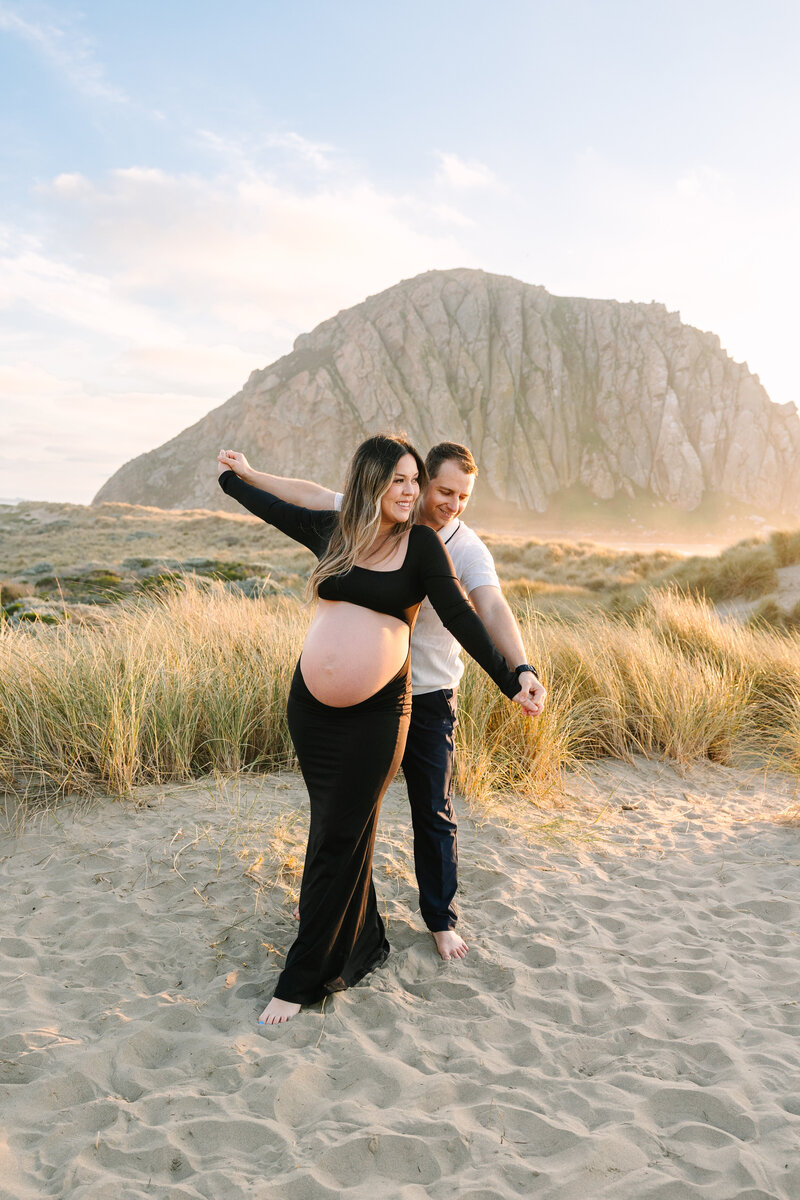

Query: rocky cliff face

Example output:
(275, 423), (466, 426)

(93, 269), (800, 516)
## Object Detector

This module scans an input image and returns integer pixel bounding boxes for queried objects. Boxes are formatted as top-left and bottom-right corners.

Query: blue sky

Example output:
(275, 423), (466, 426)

(1, 0), (799, 502)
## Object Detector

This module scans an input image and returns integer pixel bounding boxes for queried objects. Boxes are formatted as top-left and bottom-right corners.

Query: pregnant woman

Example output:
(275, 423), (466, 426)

(218, 433), (538, 1025)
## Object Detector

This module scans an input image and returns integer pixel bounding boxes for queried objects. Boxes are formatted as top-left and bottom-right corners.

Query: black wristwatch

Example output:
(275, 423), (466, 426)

(514, 663), (539, 682)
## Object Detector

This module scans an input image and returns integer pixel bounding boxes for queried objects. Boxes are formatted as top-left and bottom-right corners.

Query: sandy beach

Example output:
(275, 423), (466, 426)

(2, 759), (800, 1199)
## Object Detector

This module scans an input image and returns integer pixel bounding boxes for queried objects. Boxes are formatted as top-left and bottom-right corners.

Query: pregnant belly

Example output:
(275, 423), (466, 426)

(301, 600), (409, 706)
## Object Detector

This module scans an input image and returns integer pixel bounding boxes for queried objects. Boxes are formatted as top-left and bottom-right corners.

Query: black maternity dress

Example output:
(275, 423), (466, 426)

(218, 471), (519, 1005)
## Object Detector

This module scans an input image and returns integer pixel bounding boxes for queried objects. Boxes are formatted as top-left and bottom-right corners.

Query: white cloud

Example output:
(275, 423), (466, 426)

(35, 167), (471, 333)
(436, 152), (500, 190)
(263, 132), (336, 171)
(0, 162), (475, 501)
(0, 362), (74, 397)
(0, 383), (222, 501)
(0, 3), (127, 102)
(0, 228), (180, 343)
(50, 172), (93, 196)
(111, 343), (259, 394)
(422, 203), (476, 229)
(197, 128), (336, 175)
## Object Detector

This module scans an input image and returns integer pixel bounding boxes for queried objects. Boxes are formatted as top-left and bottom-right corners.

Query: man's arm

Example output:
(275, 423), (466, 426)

(217, 450), (338, 510)
(469, 584), (546, 716)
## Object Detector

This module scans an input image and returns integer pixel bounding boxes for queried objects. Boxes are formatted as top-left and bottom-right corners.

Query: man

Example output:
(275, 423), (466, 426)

(217, 441), (547, 960)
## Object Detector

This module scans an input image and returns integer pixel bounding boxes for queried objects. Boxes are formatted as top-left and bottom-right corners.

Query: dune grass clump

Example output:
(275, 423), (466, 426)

(454, 589), (800, 802)
(747, 597), (800, 635)
(484, 535), (681, 591)
(653, 540), (779, 601)
(1, 581), (30, 608)
(769, 529), (800, 568)
(492, 527), (800, 614)
(0, 581), (306, 799)
(4, 582), (800, 807)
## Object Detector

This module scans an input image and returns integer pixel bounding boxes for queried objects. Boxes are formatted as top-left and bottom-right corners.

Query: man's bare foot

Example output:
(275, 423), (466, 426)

(433, 930), (468, 961)
(293, 905), (300, 920)
(258, 997), (301, 1025)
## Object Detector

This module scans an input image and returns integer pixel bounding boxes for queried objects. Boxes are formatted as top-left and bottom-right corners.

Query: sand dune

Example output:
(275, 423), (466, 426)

(2, 760), (800, 1199)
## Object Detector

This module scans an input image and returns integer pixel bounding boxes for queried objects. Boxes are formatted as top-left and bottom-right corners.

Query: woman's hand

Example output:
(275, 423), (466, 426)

(512, 672), (546, 717)
(217, 449), (252, 480)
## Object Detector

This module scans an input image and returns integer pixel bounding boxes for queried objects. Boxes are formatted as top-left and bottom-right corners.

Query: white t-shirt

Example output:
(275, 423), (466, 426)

(334, 496), (500, 695)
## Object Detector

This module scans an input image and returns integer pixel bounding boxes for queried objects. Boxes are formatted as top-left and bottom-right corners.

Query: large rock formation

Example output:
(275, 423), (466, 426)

(94, 269), (800, 516)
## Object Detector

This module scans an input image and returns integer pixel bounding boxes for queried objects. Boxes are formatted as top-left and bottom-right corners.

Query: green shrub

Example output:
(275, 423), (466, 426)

(138, 571), (184, 592)
(206, 561), (251, 582)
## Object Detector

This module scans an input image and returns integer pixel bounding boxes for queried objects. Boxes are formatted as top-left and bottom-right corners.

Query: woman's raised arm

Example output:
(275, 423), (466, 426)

(218, 468), (335, 558)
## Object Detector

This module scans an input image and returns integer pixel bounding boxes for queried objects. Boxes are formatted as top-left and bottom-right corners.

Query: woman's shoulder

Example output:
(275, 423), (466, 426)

(409, 522), (448, 560)
(410, 522), (440, 546)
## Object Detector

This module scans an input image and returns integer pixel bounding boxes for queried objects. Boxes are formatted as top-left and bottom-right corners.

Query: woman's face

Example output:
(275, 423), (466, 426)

(380, 453), (420, 526)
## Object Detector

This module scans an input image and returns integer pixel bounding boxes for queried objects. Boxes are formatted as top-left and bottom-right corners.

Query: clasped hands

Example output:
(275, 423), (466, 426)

(514, 672), (546, 718)
(217, 448), (250, 478)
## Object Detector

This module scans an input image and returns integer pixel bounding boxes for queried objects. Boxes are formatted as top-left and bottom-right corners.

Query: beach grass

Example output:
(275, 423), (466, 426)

(4, 580), (800, 806)
(0, 583), (306, 799)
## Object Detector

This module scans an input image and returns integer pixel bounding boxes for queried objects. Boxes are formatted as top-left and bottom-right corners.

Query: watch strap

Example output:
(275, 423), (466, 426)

(513, 663), (539, 681)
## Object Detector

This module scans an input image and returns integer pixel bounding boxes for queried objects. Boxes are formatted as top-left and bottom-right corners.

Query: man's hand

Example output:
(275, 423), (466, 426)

(513, 671), (546, 717)
(217, 449), (252, 480)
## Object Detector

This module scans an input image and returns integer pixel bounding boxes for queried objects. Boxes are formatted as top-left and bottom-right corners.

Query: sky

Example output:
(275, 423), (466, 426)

(1, 0), (799, 503)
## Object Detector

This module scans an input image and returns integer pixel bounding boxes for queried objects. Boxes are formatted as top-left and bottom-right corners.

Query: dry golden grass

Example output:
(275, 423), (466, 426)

(0, 583), (307, 799)
(0, 500), (288, 574)
(652, 540), (780, 601)
(453, 588), (800, 803)
(5, 498), (800, 627)
(482, 533), (682, 590)
(5, 581), (800, 810)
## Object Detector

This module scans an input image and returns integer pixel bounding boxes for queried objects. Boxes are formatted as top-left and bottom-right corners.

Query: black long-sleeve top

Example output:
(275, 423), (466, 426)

(219, 471), (519, 699)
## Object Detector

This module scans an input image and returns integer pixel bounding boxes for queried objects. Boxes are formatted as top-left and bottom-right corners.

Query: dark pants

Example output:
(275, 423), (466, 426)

(401, 688), (459, 933)
(276, 659), (411, 1004)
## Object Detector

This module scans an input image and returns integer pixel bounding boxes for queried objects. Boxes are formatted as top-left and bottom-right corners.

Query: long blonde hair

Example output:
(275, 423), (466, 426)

(308, 433), (427, 599)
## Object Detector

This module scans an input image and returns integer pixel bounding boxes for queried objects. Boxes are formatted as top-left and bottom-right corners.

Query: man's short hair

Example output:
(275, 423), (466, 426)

(425, 441), (479, 480)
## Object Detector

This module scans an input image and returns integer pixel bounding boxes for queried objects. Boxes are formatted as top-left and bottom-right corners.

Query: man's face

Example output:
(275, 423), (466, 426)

(418, 459), (476, 531)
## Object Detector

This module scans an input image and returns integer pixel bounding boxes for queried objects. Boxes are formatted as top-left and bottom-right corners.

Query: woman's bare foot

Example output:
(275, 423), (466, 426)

(258, 997), (301, 1025)
(293, 904), (300, 920)
(433, 930), (468, 961)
